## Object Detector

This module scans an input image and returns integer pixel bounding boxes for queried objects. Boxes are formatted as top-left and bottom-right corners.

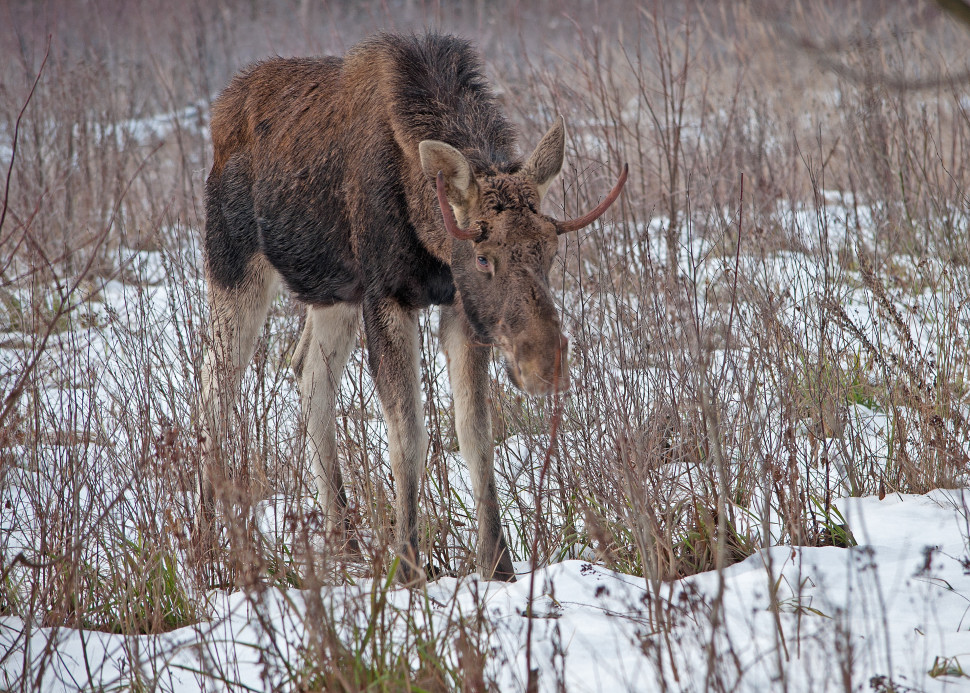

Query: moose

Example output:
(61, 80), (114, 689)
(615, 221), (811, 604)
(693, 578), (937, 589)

(199, 32), (627, 583)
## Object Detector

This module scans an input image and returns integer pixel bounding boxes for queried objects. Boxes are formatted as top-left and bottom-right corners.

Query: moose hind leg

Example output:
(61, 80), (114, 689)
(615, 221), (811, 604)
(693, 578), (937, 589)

(199, 255), (279, 536)
(363, 297), (428, 584)
(295, 303), (358, 548)
(440, 305), (515, 581)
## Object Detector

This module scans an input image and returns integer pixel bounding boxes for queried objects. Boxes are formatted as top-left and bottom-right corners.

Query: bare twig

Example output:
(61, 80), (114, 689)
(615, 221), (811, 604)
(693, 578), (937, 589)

(0, 36), (50, 247)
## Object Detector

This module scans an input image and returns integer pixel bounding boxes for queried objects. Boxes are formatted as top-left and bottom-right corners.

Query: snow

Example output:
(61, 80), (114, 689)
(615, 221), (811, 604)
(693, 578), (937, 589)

(3, 255), (968, 689)
(4, 119), (970, 689)
(2, 489), (969, 691)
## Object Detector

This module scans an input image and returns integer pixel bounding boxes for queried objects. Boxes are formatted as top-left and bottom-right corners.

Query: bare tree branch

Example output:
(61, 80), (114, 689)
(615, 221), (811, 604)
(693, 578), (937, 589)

(0, 35), (50, 243)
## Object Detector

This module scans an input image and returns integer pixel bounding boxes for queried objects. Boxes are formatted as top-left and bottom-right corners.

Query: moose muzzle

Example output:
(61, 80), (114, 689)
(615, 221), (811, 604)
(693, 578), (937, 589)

(502, 329), (570, 397)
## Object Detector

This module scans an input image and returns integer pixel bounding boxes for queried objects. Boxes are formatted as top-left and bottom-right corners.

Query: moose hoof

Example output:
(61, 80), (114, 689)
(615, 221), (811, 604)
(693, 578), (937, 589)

(484, 534), (517, 581)
(341, 534), (363, 559)
(484, 559), (517, 582)
(395, 544), (426, 586)
(494, 567), (517, 583)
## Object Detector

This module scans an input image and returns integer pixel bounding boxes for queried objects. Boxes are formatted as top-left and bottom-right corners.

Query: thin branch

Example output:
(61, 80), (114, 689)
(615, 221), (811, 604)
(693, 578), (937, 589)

(0, 142), (161, 427)
(0, 35), (50, 240)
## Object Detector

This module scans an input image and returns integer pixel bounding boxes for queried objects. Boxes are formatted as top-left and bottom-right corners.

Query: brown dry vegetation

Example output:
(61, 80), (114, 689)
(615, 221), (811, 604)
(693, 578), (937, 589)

(3, 0), (970, 690)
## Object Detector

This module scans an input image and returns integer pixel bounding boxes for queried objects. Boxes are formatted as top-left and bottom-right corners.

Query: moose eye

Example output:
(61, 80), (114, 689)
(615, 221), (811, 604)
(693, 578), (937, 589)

(476, 255), (491, 273)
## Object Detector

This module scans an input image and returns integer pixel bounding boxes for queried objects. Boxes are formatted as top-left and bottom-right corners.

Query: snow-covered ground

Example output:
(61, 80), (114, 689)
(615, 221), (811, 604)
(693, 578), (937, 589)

(3, 229), (969, 690)
(3, 489), (970, 691)
(4, 98), (970, 688)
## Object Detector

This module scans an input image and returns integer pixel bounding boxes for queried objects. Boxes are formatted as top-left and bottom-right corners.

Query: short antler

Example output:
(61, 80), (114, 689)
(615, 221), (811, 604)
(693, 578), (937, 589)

(436, 171), (478, 241)
(556, 163), (629, 235)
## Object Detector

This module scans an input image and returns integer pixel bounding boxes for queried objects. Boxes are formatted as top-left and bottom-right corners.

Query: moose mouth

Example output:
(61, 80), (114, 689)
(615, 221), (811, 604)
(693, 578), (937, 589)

(500, 345), (570, 397)
(504, 363), (564, 397)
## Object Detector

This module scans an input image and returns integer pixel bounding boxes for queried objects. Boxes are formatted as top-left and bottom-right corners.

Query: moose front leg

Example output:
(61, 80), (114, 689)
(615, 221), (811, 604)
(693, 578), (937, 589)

(440, 305), (516, 581)
(363, 297), (428, 584)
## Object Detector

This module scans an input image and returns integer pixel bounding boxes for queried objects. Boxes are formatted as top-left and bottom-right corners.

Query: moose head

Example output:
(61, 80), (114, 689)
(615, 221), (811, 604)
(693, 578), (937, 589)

(420, 118), (628, 396)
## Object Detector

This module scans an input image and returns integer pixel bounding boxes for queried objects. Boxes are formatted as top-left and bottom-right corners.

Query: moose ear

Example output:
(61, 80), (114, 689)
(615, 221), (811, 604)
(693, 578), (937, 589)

(522, 116), (566, 202)
(419, 140), (478, 211)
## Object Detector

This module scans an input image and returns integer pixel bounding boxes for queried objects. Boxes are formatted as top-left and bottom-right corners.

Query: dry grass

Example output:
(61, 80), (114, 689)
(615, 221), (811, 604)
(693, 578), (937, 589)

(3, 0), (970, 690)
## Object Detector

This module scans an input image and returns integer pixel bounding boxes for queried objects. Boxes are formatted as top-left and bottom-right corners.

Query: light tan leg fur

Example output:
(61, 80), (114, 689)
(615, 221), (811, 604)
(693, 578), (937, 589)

(198, 256), (280, 532)
(363, 297), (429, 583)
(440, 305), (515, 580)
(293, 302), (359, 543)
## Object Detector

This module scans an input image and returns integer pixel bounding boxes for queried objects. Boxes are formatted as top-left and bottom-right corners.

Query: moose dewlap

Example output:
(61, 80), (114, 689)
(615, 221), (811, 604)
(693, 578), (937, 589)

(198, 32), (627, 583)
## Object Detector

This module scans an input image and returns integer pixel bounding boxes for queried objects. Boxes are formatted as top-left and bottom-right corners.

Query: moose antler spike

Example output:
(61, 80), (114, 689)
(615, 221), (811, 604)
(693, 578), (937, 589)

(436, 171), (479, 241)
(557, 163), (629, 235)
